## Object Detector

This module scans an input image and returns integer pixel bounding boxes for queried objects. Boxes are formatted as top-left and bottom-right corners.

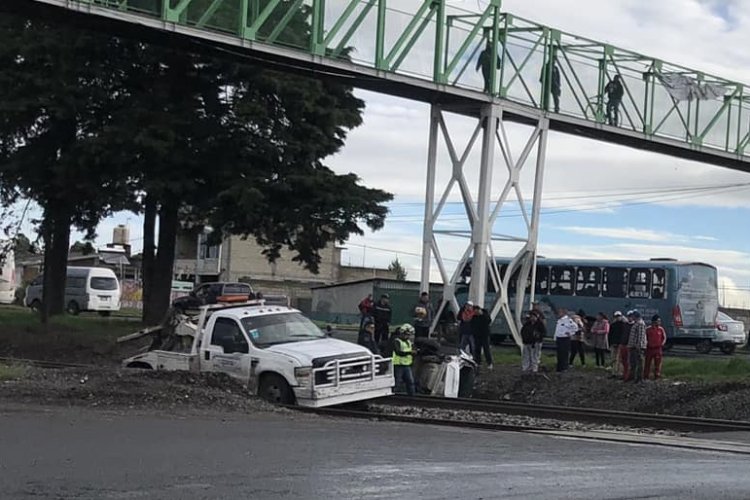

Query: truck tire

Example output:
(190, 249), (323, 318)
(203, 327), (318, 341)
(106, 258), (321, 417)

(66, 301), (80, 316)
(720, 343), (736, 355)
(30, 300), (42, 313)
(259, 374), (295, 405)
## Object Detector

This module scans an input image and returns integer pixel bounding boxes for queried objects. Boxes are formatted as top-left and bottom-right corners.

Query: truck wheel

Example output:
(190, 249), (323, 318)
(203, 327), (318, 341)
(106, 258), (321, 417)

(259, 374), (294, 405)
(720, 343), (736, 355)
(695, 339), (713, 354)
(30, 300), (42, 313)
(66, 301), (80, 316)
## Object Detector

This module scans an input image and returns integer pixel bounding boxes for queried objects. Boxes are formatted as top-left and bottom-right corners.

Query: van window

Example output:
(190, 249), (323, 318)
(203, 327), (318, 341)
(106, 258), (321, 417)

(67, 277), (87, 289)
(576, 267), (601, 297)
(535, 266), (549, 295)
(550, 266), (574, 296)
(90, 277), (118, 291)
(629, 268), (651, 298)
(602, 268), (628, 298)
(652, 269), (666, 299)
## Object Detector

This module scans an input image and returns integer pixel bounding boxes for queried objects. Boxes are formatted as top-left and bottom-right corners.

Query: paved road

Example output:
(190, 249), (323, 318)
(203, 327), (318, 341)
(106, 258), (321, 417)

(2, 406), (750, 499)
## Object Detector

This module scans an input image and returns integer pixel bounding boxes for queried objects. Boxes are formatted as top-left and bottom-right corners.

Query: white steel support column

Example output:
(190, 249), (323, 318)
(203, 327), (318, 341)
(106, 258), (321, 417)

(469, 104), (500, 307)
(420, 106), (440, 294)
(419, 103), (547, 340)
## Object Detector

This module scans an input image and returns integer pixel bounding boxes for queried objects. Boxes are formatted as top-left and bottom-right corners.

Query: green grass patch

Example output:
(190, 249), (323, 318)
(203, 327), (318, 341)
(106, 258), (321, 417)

(661, 357), (750, 382)
(0, 363), (27, 381)
(0, 305), (142, 362)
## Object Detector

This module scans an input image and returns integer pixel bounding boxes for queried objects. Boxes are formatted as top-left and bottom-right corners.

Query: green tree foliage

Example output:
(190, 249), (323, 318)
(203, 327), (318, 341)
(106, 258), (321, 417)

(388, 259), (408, 281)
(0, 15), (137, 320)
(69, 241), (96, 256)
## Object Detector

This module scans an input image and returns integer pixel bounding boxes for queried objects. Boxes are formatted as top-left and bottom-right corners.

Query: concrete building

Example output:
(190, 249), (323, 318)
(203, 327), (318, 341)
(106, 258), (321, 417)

(174, 229), (397, 311)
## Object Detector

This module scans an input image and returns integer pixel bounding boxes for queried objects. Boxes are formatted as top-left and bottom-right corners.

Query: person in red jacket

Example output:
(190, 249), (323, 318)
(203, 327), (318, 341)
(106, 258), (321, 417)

(644, 314), (667, 379)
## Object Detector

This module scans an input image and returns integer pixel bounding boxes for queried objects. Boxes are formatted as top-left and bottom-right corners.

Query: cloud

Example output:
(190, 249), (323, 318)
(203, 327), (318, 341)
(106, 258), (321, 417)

(557, 226), (679, 242)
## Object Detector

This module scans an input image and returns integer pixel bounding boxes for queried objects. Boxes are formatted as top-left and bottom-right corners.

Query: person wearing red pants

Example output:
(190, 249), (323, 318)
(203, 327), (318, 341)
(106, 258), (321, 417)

(644, 315), (667, 379)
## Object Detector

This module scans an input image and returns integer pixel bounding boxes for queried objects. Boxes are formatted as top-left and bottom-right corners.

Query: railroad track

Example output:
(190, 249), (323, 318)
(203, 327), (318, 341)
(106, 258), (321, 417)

(0, 357), (95, 370)
(377, 394), (750, 433)
(292, 400), (750, 456)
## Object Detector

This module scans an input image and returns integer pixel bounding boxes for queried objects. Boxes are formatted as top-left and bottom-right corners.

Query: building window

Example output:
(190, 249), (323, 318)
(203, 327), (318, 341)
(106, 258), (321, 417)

(198, 233), (220, 260)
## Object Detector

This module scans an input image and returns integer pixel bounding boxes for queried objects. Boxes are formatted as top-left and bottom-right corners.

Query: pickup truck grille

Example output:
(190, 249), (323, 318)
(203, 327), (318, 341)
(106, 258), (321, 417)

(312, 355), (392, 388)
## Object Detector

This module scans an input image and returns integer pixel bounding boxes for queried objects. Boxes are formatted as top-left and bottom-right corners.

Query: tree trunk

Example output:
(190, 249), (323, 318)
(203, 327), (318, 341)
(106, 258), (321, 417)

(141, 194), (157, 323)
(41, 206), (71, 322)
(143, 198), (179, 325)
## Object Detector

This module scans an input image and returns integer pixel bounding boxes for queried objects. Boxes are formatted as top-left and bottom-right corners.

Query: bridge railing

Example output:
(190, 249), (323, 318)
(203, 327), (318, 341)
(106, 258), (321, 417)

(77, 0), (750, 158)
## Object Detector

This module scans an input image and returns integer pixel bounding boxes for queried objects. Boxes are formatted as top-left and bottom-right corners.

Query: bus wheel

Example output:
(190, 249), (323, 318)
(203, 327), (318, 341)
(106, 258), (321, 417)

(695, 340), (713, 354)
(720, 343), (736, 355)
(258, 374), (294, 405)
(66, 301), (81, 316)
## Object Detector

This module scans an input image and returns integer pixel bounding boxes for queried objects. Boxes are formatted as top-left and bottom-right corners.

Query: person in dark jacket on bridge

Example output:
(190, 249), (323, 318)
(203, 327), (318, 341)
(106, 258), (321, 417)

(476, 41), (502, 93)
(605, 74), (624, 126)
(470, 306), (493, 370)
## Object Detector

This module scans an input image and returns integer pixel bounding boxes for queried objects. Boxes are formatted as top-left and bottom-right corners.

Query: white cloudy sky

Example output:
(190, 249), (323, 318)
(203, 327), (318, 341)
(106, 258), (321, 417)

(20, 0), (750, 307)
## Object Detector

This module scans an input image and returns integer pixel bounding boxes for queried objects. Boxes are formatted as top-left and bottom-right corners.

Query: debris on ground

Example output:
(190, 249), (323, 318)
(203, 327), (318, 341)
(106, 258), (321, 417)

(473, 365), (750, 421)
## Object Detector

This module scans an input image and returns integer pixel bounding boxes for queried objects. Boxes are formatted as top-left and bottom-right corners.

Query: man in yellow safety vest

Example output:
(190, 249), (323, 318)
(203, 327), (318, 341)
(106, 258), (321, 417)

(392, 323), (416, 396)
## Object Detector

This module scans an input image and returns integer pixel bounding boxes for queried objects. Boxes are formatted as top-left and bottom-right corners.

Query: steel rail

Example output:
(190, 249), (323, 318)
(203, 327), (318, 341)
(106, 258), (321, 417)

(380, 395), (750, 433)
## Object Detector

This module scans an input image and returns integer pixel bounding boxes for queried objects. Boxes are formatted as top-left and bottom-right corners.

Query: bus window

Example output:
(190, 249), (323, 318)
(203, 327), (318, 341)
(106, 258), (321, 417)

(652, 269), (666, 299)
(550, 266), (574, 296)
(576, 267), (601, 297)
(629, 268), (651, 298)
(535, 266), (549, 295)
(602, 267), (628, 298)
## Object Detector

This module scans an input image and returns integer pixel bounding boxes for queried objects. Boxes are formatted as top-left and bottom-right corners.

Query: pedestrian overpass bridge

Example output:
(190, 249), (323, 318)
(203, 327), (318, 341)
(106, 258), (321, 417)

(11, 0), (750, 343)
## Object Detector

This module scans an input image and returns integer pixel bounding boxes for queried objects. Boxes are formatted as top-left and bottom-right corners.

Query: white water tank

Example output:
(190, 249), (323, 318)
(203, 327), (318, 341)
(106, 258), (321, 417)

(113, 225), (130, 246)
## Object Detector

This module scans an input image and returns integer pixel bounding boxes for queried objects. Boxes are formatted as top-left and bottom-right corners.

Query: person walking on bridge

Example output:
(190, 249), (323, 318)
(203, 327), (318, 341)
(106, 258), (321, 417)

(392, 323), (416, 396)
(540, 55), (561, 113)
(476, 41), (502, 93)
(605, 74), (624, 126)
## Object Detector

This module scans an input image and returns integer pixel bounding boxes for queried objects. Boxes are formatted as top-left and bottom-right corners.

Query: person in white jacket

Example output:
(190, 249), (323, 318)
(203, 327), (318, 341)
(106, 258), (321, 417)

(554, 308), (578, 372)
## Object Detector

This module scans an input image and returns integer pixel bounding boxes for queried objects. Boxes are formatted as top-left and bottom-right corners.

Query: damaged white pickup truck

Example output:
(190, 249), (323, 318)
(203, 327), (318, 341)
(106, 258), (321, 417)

(119, 301), (394, 407)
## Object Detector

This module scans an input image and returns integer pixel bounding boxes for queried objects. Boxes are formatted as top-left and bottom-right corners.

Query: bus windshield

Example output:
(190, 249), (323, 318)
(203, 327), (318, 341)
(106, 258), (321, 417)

(674, 264), (718, 328)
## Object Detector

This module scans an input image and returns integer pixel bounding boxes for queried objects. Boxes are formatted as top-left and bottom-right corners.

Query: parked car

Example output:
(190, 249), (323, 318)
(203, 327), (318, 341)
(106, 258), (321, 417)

(714, 311), (747, 355)
(25, 266), (121, 316)
(172, 282), (254, 311)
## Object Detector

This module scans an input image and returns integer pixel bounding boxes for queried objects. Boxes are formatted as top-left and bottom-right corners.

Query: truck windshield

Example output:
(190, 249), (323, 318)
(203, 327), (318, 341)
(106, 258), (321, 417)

(90, 277), (118, 291)
(240, 312), (325, 348)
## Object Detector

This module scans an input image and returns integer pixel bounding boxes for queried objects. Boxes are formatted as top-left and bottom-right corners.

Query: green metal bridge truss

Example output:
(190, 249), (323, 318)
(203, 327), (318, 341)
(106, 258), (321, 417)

(25, 0), (750, 165)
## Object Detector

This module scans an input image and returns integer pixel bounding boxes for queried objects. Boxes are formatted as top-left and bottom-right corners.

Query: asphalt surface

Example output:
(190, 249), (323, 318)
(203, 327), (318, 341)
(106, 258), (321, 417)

(2, 406), (750, 499)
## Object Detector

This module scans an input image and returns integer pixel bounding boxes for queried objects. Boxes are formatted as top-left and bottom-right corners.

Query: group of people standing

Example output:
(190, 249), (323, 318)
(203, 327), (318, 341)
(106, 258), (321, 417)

(457, 301), (494, 370)
(553, 308), (667, 382)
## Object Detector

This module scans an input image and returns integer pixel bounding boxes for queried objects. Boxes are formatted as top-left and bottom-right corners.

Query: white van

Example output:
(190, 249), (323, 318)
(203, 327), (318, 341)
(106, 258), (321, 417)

(25, 266), (121, 316)
(0, 249), (15, 305)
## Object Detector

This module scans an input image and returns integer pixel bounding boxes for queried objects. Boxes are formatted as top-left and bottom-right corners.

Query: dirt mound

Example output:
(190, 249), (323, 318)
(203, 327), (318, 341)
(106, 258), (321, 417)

(0, 366), (284, 414)
(473, 366), (750, 421)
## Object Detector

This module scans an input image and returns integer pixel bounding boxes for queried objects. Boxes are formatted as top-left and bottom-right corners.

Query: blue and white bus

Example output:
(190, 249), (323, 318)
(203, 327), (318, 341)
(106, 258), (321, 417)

(457, 257), (720, 349)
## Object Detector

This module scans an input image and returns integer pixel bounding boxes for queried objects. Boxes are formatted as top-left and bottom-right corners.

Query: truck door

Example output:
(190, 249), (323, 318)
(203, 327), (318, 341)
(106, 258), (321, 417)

(201, 317), (251, 381)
